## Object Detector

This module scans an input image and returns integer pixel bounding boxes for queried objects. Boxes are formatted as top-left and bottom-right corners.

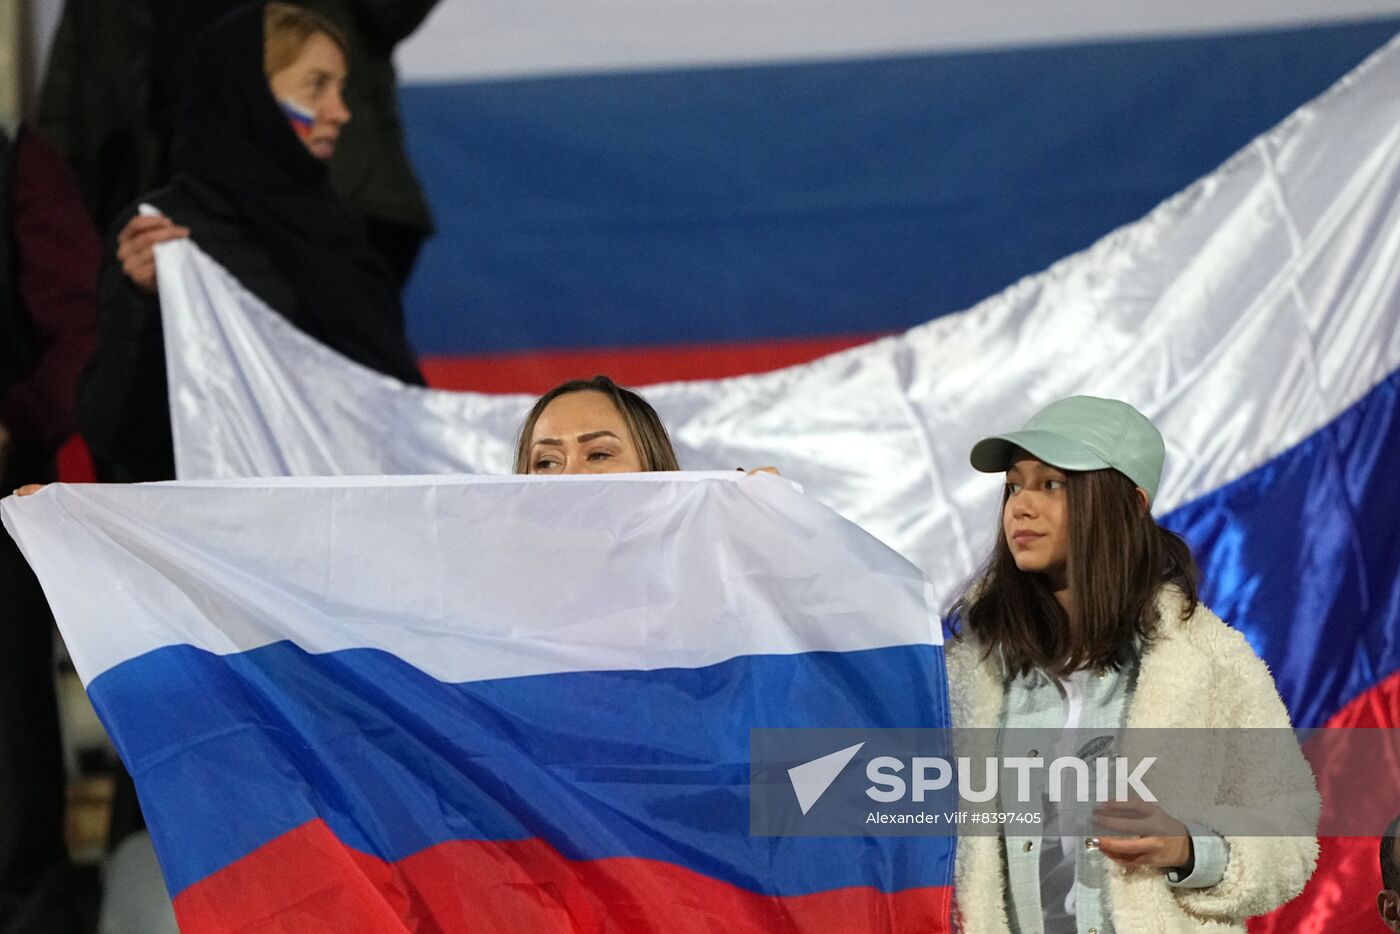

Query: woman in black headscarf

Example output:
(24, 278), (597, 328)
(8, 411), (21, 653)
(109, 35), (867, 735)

(79, 2), (425, 483)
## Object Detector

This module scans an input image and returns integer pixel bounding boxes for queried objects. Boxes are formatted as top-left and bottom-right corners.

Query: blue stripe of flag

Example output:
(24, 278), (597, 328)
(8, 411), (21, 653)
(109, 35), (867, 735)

(92, 642), (951, 897)
(401, 17), (1400, 355)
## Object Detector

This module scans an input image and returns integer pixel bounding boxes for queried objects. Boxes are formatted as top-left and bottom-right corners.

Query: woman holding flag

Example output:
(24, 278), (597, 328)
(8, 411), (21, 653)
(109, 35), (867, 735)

(947, 396), (1318, 932)
(79, 2), (424, 484)
(514, 375), (681, 475)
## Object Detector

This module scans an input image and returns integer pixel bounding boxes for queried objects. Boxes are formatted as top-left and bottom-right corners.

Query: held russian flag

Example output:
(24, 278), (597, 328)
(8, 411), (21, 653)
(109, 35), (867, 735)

(2, 473), (953, 932)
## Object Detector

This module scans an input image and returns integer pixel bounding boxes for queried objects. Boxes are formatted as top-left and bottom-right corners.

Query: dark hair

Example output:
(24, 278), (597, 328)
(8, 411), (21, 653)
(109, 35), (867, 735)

(1383, 814), (1400, 892)
(513, 375), (681, 474)
(956, 466), (1199, 677)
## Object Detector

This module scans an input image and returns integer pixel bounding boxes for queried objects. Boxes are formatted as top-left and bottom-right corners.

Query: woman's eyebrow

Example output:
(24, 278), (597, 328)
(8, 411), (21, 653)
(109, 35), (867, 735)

(532, 430), (619, 447)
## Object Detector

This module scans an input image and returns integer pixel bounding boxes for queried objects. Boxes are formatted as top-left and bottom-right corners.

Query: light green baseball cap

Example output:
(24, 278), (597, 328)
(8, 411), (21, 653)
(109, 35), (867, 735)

(969, 395), (1165, 503)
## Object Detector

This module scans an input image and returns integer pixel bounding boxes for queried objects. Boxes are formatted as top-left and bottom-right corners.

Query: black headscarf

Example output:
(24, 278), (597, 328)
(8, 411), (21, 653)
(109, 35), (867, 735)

(171, 3), (424, 385)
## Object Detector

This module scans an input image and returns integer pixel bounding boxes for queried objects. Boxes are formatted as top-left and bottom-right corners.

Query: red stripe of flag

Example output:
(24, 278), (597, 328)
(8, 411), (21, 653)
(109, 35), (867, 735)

(420, 334), (884, 395)
(173, 819), (951, 933)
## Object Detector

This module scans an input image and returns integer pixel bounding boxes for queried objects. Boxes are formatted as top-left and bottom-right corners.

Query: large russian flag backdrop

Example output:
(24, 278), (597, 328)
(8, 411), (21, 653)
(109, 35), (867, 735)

(393, 0), (1400, 394)
(2, 473), (953, 932)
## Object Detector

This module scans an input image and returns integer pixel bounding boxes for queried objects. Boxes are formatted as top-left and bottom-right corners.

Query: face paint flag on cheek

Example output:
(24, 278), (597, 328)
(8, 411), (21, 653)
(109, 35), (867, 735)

(279, 98), (315, 140)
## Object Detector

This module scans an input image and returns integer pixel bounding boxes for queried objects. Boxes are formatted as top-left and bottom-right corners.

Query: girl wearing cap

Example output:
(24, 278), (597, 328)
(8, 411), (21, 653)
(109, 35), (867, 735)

(947, 396), (1318, 933)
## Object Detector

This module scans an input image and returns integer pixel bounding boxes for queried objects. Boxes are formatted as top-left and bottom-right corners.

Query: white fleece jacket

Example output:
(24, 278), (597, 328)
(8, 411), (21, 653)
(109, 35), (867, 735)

(945, 587), (1319, 933)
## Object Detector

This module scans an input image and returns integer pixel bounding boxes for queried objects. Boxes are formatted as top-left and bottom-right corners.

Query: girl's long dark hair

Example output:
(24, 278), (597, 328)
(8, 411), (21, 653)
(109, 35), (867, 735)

(957, 467), (1199, 677)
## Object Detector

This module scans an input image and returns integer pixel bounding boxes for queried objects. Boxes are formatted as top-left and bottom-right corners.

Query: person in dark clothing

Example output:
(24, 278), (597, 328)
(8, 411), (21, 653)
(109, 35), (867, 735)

(36, 0), (439, 288)
(0, 125), (100, 934)
(79, 2), (425, 484)
(314, 0), (440, 287)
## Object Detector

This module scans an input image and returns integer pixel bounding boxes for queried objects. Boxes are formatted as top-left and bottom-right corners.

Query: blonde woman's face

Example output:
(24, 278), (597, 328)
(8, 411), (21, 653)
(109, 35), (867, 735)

(268, 32), (350, 160)
(527, 391), (644, 475)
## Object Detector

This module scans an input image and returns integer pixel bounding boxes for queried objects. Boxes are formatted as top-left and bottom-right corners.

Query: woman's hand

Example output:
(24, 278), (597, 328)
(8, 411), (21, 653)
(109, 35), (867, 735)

(744, 467), (780, 476)
(1093, 800), (1193, 870)
(116, 214), (190, 294)
(13, 484), (46, 496)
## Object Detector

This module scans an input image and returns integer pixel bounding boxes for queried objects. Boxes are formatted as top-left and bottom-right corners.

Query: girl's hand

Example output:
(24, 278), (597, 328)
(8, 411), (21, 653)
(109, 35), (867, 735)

(1092, 800), (1193, 870)
(745, 467), (780, 476)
